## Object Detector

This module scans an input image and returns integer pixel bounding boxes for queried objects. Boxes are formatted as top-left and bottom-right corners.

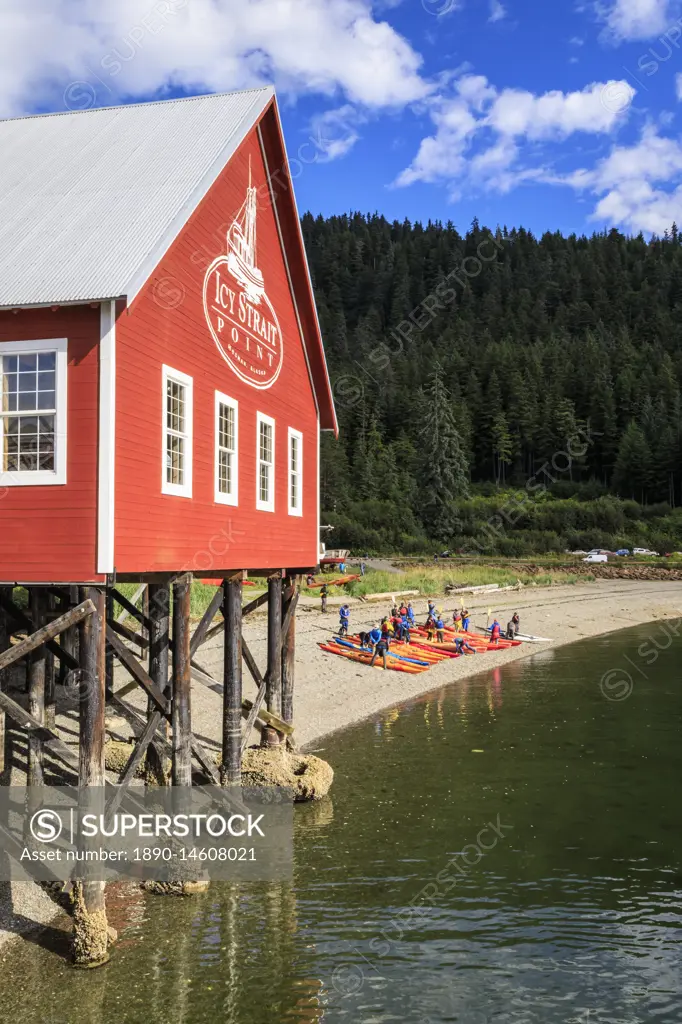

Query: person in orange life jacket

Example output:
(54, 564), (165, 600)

(425, 616), (436, 642)
(454, 636), (476, 655)
(461, 608), (470, 631)
(381, 617), (392, 641)
(399, 602), (408, 617)
(489, 619), (501, 644)
(339, 604), (350, 636)
(435, 615), (446, 643)
(452, 609), (462, 631)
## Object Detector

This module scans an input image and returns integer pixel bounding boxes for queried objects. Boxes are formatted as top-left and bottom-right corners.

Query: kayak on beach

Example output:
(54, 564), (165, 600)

(318, 642), (427, 673)
(476, 625), (553, 644)
(332, 637), (431, 667)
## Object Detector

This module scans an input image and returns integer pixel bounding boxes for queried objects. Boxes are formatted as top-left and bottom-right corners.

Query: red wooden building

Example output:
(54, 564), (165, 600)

(0, 88), (337, 584)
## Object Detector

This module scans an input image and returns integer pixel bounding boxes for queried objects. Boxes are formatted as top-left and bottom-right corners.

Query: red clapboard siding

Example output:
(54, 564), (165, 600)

(0, 305), (101, 582)
(114, 115), (320, 573)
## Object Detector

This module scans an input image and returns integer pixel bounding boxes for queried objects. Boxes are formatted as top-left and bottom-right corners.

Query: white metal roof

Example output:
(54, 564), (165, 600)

(0, 88), (274, 308)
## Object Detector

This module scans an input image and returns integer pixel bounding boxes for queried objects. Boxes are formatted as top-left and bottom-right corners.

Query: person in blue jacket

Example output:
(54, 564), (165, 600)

(435, 615), (446, 643)
(369, 626), (389, 669)
(401, 613), (411, 644)
(368, 624), (382, 648)
(461, 608), (470, 632)
(406, 602), (415, 627)
(339, 603), (350, 636)
(454, 636), (476, 655)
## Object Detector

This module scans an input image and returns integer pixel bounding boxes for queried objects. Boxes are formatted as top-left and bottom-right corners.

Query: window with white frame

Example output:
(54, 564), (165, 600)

(288, 428), (303, 516)
(215, 392), (238, 505)
(256, 412), (275, 512)
(162, 365), (193, 498)
(0, 339), (67, 486)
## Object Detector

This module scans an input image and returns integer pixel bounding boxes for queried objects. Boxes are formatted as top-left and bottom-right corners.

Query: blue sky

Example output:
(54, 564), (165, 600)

(5, 0), (682, 236)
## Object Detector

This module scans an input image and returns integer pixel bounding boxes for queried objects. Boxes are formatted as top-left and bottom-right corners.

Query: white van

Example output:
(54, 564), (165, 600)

(583, 553), (608, 563)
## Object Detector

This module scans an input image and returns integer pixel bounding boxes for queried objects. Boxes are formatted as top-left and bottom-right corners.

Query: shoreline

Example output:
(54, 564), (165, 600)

(2, 579), (681, 954)
(212, 578), (682, 752)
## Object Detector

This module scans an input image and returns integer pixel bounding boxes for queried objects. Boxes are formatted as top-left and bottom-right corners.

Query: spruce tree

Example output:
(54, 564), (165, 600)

(417, 363), (470, 539)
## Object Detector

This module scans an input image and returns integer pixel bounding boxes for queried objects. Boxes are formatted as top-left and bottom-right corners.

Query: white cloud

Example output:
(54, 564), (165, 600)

(308, 104), (365, 161)
(396, 74), (635, 192)
(487, 80), (635, 138)
(0, 0), (429, 117)
(676, 72), (682, 99)
(601, 0), (671, 41)
(488, 0), (506, 22)
(552, 126), (682, 233)
(455, 73), (496, 110)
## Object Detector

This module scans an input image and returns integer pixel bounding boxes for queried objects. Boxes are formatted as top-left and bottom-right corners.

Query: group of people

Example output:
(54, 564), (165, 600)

(335, 599), (484, 668)
(333, 593), (522, 669)
(487, 612), (521, 643)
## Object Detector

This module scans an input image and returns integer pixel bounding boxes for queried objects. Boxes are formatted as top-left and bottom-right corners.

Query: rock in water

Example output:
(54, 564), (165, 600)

(240, 748), (333, 801)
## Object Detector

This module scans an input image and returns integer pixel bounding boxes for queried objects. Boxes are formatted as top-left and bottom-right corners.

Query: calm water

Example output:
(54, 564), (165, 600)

(1, 622), (680, 1024)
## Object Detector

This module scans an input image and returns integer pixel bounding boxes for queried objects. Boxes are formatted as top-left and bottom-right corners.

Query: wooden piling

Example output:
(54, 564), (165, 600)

(281, 576), (297, 728)
(266, 573), (282, 720)
(172, 576), (192, 787)
(147, 582), (170, 783)
(105, 589), (115, 700)
(0, 586), (10, 774)
(222, 573), (243, 785)
(45, 592), (56, 730)
(27, 588), (46, 786)
(73, 587), (109, 968)
(60, 585), (80, 687)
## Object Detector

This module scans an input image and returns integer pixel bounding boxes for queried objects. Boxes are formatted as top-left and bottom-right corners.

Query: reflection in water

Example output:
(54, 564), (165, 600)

(0, 624), (680, 1024)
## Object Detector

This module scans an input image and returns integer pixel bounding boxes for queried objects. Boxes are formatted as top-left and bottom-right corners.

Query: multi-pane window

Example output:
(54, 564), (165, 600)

(0, 339), (67, 486)
(215, 392), (238, 506)
(162, 366), (192, 498)
(288, 428), (303, 516)
(256, 413), (275, 512)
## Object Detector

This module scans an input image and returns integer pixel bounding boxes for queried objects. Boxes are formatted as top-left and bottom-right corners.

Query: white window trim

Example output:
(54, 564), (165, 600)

(0, 338), (67, 487)
(214, 390), (239, 507)
(162, 364), (193, 499)
(97, 302), (116, 574)
(288, 427), (303, 517)
(256, 411), (275, 513)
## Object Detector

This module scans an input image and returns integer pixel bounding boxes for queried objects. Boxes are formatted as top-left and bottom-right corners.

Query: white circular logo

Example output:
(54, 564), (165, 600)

(203, 176), (284, 390)
(204, 256), (283, 390)
(30, 809), (63, 843)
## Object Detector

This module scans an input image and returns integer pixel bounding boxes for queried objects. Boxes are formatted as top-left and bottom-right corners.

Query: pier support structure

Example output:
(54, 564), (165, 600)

(72, 587), (109, 968)
(0, 563), (306, 961)
(222, 573), (243, 785)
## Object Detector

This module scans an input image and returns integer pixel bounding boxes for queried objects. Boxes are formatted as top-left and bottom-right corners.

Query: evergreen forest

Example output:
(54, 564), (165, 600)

(302, 213), (682, 555)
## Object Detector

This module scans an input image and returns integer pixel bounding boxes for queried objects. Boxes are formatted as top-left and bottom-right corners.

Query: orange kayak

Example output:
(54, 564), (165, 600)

(318, 642), (426, 673)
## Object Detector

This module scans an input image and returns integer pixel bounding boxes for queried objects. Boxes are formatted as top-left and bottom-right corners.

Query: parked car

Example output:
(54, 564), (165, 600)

(633, 547), (659, 556)
(571, 549), (587, 555)
(583, 553), (608, 563)
(615, 548), (630, 556)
